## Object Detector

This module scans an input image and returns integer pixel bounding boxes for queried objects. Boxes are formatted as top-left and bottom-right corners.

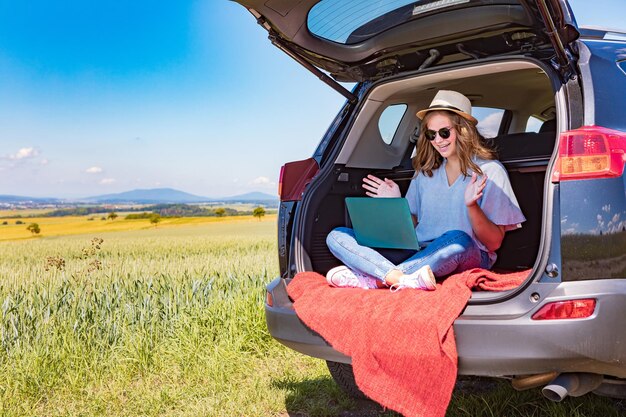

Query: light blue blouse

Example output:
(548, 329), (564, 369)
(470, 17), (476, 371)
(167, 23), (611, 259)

(405, 158), (526, 263)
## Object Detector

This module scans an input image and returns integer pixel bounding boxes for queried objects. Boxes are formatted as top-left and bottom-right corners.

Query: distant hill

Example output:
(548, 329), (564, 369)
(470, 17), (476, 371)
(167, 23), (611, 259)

(218, 192), (277, 203)
(1, 189), (279, 206)
(83, 188), (278, 205)
(83, 188), (208, 204)
(0, 195), (63, 204)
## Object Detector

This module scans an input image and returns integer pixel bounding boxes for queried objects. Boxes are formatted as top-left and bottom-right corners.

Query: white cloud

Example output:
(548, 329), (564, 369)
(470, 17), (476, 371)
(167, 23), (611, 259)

(9, 147), (38, 160)
(99, 178), (116, 185)
(602, 204), (611, 213)
(611, 220), (626, 233)
(248, 177), (277, 194)
(607, 213), (622, 233)
(40, 159), (49, 165)
(85, 166), (103, 174)
(250, 176), (275, 186)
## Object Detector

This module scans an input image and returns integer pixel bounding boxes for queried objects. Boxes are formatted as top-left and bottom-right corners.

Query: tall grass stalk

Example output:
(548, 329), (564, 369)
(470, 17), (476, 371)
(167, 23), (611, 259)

(0, 221), (334, 416)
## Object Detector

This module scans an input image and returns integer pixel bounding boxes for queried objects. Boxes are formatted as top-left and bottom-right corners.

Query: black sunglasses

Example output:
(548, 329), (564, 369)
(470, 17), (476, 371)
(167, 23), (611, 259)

(424, 127), (453, 141)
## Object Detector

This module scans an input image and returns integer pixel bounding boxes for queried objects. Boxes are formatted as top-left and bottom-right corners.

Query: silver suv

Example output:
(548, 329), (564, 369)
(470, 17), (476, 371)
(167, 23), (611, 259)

(233, 0), (626, 402)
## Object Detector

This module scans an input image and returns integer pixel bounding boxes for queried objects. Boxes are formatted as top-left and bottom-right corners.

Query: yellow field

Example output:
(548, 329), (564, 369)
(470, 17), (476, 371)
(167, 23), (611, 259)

(0, 214), (276, 241)
(0, 208), (53, 217)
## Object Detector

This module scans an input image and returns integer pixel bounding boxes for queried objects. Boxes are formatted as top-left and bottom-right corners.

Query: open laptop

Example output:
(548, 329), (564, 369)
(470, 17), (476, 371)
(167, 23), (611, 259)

(344, 197), (420, 250)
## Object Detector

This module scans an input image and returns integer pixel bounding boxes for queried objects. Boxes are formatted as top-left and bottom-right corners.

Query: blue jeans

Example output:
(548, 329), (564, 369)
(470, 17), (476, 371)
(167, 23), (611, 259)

(326, 227), (491, 282)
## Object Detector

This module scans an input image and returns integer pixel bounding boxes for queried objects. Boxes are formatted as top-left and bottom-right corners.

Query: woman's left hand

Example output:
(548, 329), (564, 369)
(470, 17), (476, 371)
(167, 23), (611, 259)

(464, 172), (487, 207)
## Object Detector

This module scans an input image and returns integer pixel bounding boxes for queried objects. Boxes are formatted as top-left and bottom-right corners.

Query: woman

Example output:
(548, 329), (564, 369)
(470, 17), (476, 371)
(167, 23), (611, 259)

(326, 90), (526, 291)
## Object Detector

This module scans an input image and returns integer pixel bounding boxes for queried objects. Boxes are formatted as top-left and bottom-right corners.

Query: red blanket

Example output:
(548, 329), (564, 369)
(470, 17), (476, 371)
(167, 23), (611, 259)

(287, 268), (530, 417)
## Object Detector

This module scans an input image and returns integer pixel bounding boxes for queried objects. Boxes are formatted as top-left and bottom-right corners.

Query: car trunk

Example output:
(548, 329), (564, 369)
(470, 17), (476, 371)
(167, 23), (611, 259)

(234, 0), (582, 298)
(291, 56), (568, 302)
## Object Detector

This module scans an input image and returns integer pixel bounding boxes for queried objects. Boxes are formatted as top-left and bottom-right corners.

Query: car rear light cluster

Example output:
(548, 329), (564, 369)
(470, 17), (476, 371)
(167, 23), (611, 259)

(552, 126), (626, 182)
(278, 158), (319, 201)
(531, 298), (596, 320)
(278, 165), (284, 199)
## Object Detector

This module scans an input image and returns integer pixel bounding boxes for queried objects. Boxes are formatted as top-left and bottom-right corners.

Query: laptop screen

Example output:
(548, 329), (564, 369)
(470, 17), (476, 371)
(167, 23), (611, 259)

(345, 197), (419, 250)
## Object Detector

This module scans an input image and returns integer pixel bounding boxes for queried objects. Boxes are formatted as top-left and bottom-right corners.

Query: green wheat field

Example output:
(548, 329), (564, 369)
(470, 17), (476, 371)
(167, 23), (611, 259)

(0, 216), (623, 416)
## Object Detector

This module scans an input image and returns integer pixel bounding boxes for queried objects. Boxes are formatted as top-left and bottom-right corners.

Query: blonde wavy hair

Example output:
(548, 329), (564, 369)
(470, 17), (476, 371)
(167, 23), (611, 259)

(412, 110), (496, 177)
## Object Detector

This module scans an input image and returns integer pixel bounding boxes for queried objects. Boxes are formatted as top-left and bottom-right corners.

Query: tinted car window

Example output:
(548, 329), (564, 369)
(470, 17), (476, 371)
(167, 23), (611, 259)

(378, 104), (407, 145)
(474, 107), (504, 138)
(582, 40), (626, 131)
(308, 0), (500, 44)
(526, 115), (542, 133)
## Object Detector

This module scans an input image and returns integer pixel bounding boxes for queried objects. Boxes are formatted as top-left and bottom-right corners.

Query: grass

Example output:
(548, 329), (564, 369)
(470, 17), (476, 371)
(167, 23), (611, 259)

(0, 217), (355, 417)
(0, 217), (623, 416)
(447, 378), (624, 417)
(561, 233), (626, 261)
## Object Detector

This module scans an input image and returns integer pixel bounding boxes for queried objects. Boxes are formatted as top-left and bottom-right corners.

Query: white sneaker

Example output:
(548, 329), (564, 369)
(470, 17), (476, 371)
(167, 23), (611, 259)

(390, 265), (436, 291)
(326, 266), (379, 289)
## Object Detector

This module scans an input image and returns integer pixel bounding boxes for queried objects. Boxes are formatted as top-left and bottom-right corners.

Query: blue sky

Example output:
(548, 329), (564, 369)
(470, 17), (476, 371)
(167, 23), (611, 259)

(1, 0), (624, 198)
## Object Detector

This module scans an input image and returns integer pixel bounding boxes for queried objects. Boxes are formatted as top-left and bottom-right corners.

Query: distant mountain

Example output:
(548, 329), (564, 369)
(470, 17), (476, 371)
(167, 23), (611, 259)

(0, 195), (63, 204)
(83, 189), (278, 204)
(219, 192), (277, 203)
(83, 188), (208, 204)
(1, 189), (279, 206)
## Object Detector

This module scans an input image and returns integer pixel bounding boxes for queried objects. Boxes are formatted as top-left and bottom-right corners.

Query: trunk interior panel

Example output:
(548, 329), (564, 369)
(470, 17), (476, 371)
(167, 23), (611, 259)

(295, 58), (562, 297)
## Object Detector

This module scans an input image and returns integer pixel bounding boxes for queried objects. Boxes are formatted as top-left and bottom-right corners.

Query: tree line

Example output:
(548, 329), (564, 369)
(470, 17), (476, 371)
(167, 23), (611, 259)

(1, 206), (267, 236)
(11, 204), (271, 218)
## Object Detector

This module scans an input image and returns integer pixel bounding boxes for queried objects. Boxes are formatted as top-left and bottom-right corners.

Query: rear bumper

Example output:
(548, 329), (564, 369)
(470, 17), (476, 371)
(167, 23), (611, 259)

(266, 302), (351, 363)
(266, 277), (626, 378)
(265, 277), (351, 363)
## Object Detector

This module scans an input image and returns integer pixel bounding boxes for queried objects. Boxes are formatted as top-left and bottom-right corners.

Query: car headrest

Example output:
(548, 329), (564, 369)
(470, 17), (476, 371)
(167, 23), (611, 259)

(539, 119), (556, 133)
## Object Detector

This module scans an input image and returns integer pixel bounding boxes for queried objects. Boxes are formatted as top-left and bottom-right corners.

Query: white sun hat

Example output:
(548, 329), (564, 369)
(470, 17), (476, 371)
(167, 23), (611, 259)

(416, 90), (478, 125)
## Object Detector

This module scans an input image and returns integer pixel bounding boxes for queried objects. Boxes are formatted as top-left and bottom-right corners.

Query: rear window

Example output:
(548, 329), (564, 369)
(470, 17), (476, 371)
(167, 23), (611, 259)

(308, 0), (488, 44)
(525, 115), (542, 133)
(378, 104), (407, 144)
(474, 107), (504, 138)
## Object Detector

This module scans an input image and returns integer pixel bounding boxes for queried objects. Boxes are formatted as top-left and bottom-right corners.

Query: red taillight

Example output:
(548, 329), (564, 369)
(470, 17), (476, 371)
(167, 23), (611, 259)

(278, 158), (319, 202)
(531, 299), (596, 320)
(278, 165), (285, 198)
(266, 291), (274, 307)
(552, 126), (626, 182)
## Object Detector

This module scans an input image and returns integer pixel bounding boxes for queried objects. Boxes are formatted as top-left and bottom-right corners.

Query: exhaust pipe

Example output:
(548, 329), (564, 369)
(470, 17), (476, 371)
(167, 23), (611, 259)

(512, 371), (559, 391)
(542, 373), (603, 402)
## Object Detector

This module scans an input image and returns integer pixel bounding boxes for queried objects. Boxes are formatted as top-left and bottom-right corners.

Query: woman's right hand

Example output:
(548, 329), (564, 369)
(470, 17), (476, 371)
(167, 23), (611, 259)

(362, 175), (401, 198)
